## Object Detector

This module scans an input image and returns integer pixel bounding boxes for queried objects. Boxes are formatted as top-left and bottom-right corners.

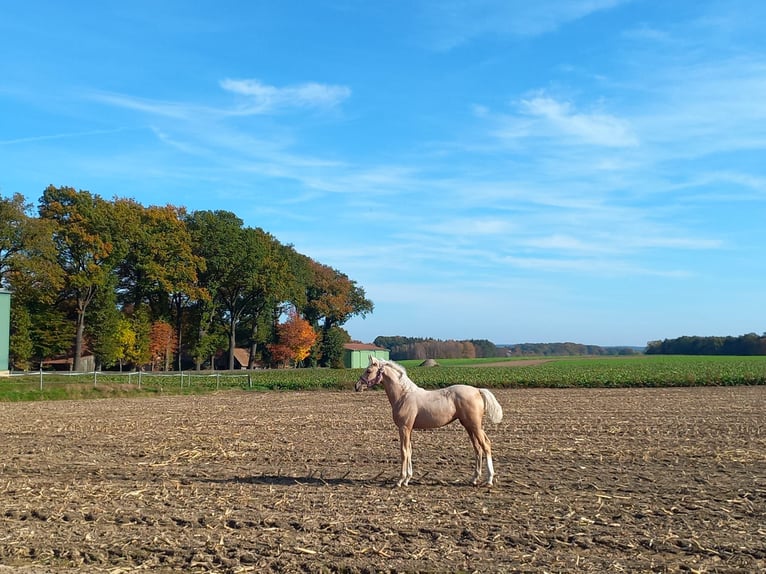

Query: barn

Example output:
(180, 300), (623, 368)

(342, 343), (390, 369)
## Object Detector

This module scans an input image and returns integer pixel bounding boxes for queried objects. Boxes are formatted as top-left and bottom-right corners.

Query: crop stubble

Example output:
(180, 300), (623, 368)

(0, 386), (764, 573)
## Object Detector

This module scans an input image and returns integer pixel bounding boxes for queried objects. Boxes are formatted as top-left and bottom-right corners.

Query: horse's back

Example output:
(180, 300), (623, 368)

(446, 385), (503, 425)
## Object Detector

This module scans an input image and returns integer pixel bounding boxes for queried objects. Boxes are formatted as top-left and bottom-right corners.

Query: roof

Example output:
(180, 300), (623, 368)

(232, 348), (250, 366)
(343, 343), (388, 351)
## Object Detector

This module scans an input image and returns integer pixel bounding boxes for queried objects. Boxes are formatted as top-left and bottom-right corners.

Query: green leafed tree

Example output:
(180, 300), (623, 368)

(185, 210), (245, 370)
(38, 186), (121, 371)
(113, 200), (206, 369)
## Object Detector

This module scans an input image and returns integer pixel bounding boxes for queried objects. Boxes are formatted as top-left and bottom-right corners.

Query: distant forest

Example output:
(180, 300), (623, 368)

(646, 333), (766, 355)
(502, 342), (641, 356)
(374, 334), (766, 359)
(373, 337), (500, 361)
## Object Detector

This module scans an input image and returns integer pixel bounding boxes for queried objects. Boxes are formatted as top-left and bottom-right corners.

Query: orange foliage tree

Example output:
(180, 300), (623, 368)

(149, 320), (177, 371)
(268, 310), (317, 367)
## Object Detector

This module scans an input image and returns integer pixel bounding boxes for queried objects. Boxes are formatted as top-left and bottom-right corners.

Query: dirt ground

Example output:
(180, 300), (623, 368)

(0, 386), (764, 573)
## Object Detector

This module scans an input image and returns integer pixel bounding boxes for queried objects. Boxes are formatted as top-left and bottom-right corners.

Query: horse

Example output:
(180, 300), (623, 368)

(355, 356), (503, 487)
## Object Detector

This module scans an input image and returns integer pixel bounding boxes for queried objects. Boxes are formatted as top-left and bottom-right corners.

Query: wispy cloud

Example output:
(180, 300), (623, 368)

(521, 95), (639, 147)
(419, 0), (631, 49)
(501, 254), (692, 278)
(91, 78), (351, 120)
(220, 78), (351, 114)
(89, 91), (208, 120)
(0, 127), (136, 145)
(490, 93), (639, 148)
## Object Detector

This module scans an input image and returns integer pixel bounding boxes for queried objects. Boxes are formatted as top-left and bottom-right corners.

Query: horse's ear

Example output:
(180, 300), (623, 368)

(369, 356), (379, 366)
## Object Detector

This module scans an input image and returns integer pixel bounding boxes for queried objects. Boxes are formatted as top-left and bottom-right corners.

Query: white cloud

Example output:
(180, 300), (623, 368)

(501, 254), (692, 278)
(220, 78), (351, 114)
(518, 94), (639, 148)
(421, 216), (514, 237)
(89, 91), (204, 119)
(419, 0), (631, 49)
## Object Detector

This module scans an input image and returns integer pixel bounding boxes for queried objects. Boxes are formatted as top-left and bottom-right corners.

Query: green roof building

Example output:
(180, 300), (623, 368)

(342, 343), (389, 369)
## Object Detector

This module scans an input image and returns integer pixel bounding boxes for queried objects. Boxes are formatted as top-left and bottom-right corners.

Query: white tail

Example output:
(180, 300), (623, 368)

(480, 389), (503, 424)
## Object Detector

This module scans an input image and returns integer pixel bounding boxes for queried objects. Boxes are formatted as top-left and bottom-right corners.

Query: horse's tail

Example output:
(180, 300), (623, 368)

(480, 389), (504, 424)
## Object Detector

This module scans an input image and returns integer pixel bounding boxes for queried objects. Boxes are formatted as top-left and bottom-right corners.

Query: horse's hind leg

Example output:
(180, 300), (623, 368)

(481, 430), (495, 486)
(466, 426), (494, 486)
(465, 428), (484, 485)
(397, 426), (413, 487)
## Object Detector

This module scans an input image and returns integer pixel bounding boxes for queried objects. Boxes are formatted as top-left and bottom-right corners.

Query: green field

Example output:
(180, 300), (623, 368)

(1, 355), (765, 401)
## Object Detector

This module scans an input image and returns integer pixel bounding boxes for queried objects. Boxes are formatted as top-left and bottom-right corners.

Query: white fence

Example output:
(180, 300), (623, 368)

(7, 369), (253, 391)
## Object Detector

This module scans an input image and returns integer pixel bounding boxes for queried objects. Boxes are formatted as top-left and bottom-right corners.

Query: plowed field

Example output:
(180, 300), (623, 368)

(1, 386), (764, 573)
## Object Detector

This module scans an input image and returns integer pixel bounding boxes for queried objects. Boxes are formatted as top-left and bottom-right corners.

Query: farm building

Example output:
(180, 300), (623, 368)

(342, 343), (390, 369)
(215, 348), (255, 370)
(0, 290), (9, 376)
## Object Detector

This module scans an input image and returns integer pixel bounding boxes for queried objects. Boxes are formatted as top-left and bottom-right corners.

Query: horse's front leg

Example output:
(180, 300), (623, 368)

(397, 426), (413, 487)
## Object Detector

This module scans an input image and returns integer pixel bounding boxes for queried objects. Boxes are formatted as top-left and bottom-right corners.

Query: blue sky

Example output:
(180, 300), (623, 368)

(2, 1), (765, 347)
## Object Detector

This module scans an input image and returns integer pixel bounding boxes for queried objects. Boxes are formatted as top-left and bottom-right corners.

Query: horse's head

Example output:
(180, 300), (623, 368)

(354, 356), (386, 391)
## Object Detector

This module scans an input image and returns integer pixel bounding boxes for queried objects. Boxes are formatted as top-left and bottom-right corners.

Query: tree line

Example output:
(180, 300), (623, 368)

(503, 342), (641, 356)
(373, 336), (500, 361)
(0, 187), (373, 371)
(645, 333), (766, 355)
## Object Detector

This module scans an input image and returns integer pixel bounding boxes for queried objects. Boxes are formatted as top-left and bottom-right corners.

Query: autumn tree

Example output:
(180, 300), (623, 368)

(302, 260), (373, 366)
(149, 320), (177, 371)
(268, 310), (317, 367)
(113, 317), (139, 371)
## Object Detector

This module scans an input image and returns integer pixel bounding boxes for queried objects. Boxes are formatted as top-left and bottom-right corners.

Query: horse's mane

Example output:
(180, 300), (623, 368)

(383, 359), (420, 392)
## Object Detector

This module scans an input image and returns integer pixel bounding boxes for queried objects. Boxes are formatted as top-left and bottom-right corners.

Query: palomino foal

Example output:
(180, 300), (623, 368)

(355, 357), (503, 487)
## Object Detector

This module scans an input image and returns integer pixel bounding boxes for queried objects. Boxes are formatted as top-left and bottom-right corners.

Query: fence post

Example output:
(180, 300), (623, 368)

(216, 372), (220, 390)
(39, 365), (43, 391)
(94, 370), (98, 388)
(138, 370), (142, 389)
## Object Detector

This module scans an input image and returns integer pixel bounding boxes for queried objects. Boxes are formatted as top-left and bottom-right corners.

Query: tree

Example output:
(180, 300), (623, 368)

(240, 231), (295, 368)
(87, 272), (122, 369)
(149, 320), (177, 371)
(4, 192), (375, 370)
(302, 260), (373, 366)
(27, 301), (72, 365)
(2, 193), (64, 368)
(268, 310), (317, 367)
(9, 302), (33, 370)
(320, 326), (351, 369)
(114, 200), (205, 369)
(0, 193), (29, 289)
(185, 210), (245, 370)
(38, 186), (120, 371)
(113, 317), (139, 371)
(0, 192), (62, 301)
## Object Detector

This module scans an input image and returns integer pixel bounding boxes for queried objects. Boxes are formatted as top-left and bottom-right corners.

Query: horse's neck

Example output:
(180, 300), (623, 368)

(383, 371), (421, 403)
(399, 375), (421, 392)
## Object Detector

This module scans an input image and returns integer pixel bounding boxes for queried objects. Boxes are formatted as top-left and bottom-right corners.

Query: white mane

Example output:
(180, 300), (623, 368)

(382, 359), (420, 392)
